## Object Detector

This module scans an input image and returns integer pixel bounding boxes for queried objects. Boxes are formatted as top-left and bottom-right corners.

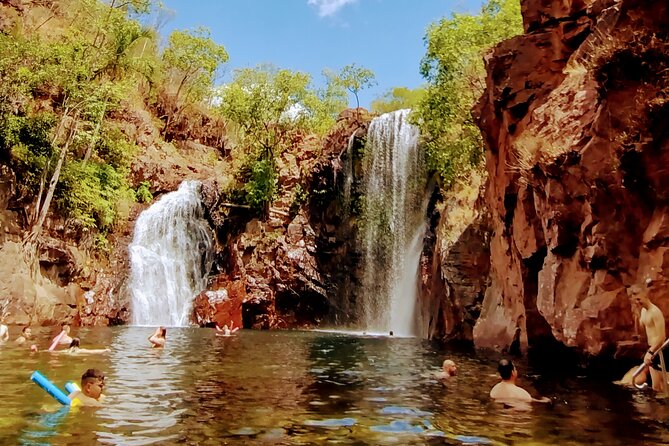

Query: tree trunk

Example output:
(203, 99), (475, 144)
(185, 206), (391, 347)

(27, 112), (79, 243)
(83, 101), (107, 164)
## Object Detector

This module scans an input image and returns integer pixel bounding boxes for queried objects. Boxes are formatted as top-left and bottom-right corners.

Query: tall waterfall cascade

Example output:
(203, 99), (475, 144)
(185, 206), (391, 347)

(359, 109), (428, 337)
(129, 181), (214, 326)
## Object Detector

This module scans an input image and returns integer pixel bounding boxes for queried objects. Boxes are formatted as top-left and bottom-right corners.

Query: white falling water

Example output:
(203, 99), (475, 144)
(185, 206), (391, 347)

(359, 109), (427, 337)
(129, 181), (214, 326)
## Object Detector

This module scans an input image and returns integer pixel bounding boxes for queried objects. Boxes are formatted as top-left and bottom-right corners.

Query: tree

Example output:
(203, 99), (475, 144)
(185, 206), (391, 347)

(162, 27), (228, 136)
(414, 0), (522, 188)
(218, 65), (315, 214)
(371, 87), (426, 114)
(334, 63), (376, 110)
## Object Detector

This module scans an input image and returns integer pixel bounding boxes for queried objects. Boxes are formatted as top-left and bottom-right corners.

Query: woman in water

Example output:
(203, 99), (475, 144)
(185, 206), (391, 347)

(149, 327), (167, 348)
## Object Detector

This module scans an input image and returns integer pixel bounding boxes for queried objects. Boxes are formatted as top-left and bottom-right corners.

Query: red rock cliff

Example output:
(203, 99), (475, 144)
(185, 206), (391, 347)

(474, 0), (669, 357)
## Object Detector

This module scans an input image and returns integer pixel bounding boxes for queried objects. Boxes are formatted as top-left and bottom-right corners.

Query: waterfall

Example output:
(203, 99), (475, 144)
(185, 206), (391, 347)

(359, 109), (427, 337)
(129, 181), (214, 327)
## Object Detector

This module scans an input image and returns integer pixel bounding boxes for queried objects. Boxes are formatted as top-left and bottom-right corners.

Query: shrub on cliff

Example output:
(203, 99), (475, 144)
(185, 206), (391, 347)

(218, 64), (348, 214)
(415, 0), (522, 188)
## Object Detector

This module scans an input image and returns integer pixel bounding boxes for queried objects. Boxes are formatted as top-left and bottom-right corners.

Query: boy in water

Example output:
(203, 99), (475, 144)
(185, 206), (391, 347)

(68, 368), (106, 407)
(490, 359), (550, 404)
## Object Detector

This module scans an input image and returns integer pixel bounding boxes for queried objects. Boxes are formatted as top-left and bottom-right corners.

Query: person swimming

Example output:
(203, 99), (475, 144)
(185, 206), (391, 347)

(68, 368), (106, 407)
(58, 338), (110, 354)
(50, 323), (73, 348)
(15, 326), (32, 345)
(215, 321), (239, 336)
(436, 359), (458, 380)
(490, 359), (550, 404)
(149, 326), (166, 348)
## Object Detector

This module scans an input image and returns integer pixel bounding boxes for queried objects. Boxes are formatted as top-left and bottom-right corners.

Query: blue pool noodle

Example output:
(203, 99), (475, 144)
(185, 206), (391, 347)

(31, 371), (71, 406)
(64, 382), (79, 394)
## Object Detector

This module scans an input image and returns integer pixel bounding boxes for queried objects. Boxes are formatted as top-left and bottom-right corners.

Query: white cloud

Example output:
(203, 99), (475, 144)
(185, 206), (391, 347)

(307, 0), (357, 17)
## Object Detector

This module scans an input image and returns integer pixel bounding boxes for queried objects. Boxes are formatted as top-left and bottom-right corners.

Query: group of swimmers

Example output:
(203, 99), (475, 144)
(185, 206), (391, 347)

(5, 281), (667, 408)
(436, 357), (551, 405)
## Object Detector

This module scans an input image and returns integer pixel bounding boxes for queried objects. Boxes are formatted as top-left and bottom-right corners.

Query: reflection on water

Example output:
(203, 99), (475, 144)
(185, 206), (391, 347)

(0, 327), (668, 445)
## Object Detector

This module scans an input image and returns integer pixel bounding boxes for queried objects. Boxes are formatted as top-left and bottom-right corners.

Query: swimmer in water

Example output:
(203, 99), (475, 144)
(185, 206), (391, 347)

(68, 368), (106, 407)
(57, 338), (110, 354)
(52, 323), (73, 347)
(215, 321), (239, 336)
(436, 359), (457, 380)
(490, 359), (550, 404)
(149, 326), (166, 348)
(15, 326), (32, 345)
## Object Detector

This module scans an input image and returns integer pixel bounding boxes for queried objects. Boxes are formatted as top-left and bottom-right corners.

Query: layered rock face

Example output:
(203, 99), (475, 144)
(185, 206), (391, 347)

(194, 110), (370, 329)
(420, 173), (491, 343)
(474, 0), (669, 357)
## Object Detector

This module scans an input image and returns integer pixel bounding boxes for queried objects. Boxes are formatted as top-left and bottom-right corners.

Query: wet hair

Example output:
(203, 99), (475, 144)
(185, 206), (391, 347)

(81, 368), (105, 386)
(22, 326), (30, 334)
(160, 327), (167, 337)
(69, 337), (80, 348)
(498, 359), (514, 380)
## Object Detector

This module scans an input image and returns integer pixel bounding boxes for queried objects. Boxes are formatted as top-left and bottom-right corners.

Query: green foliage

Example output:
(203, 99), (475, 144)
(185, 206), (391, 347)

(219, 65), (347, 211)
(332, 63), (376, 109)
(56, 161), (134, 230)
(415, 0), (522, 187)
(135, 181), (153, 203)
(371, 87), (426, 114)
(0, 5), (149, 234)
(290, 183), (309, 215)
(163, 27), (228, 103)
(243, 158), (276, 212)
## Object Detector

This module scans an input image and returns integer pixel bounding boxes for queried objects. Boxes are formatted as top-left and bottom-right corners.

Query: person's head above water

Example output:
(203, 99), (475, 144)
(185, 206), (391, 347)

(159, 326), (167, 337)
(442, 359), (457, 376)
(81, 368), (105, 400)
(69, 337), (80, 348)
(498, 358), (516, 381)
(22, 326), (32, 337)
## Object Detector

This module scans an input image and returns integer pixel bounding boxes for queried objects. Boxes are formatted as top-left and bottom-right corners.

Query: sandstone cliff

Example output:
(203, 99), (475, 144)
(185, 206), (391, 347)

(474, 0), (669, 358)
(192, 109), (370, 329)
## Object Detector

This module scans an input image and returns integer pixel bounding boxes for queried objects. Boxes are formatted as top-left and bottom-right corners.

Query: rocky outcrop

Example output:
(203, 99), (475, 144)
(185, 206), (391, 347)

(474, 0), (669, 357)
(197, 109), (371, 329)
(308, 108), (370, 324)
(420, 173), (491, 343)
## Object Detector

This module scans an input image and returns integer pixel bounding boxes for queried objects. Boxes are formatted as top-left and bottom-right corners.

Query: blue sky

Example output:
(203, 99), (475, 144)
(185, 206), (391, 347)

(156, 0), (485, 108)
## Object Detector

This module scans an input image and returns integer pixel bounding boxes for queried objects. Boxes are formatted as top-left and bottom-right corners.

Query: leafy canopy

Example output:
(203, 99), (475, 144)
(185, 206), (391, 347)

(371, 87), (426, 114)
(414, 0), (522, 188)
(331, 63), (376, 109)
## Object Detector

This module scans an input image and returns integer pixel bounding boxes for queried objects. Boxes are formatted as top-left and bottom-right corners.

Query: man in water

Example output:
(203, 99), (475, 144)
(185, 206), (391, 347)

(15, 326), (32, 345)
(68, 368), (106, 407)
(490, 359), (550, 403)
(628, 282), (667, 392)
(149, 326), (166, 348)
(436, 359), (457, 380)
